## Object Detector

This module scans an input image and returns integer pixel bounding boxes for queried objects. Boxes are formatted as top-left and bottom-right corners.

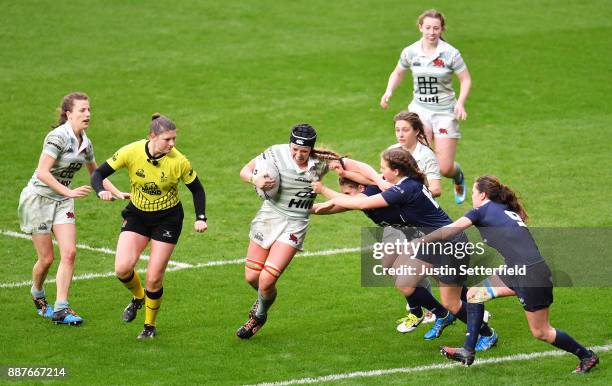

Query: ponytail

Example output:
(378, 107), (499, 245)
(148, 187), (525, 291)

(312, 147), (342, 162)
(475, 175), (528, 222)
(53, 92), (89, 128)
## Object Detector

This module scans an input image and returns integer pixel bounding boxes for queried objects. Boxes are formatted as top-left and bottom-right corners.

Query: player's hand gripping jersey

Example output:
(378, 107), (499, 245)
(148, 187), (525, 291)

(258, 144), (328, 219)
(107, 140), (197, 211)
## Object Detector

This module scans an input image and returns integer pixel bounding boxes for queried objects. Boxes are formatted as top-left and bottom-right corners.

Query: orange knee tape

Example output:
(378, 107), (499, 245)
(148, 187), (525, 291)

(263, 262), (282, 278)
(246, 258), (264, 272)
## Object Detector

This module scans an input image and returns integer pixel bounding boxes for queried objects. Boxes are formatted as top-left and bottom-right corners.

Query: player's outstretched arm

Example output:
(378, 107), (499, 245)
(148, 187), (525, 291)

(380, 65), (407, 109)
(86, 162), (128, 200)
(91, 162), (118, 201)
(341, 158), (392, 191)
(420, 217), (473, 244)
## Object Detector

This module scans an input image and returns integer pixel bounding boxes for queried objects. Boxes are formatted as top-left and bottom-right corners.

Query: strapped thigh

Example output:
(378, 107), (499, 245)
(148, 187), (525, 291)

(263, 261), (283, 278)
(245, 258), (265, 272)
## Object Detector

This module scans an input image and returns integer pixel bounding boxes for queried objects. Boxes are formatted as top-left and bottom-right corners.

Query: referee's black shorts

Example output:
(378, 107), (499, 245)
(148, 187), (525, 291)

(120, 202), (184, 244)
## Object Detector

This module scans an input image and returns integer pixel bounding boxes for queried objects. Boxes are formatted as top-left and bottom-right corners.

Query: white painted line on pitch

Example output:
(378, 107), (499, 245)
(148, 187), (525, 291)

(0, 263), (203, 289)
(299, 247), (361, 256)
(0, 235), (361, 288)
(0, 269), (146, 289)
(0, 229), (192, 268)
(248, 344), (611, 386)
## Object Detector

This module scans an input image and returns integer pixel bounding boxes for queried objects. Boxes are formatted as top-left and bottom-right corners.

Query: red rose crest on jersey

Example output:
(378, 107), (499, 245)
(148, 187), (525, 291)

(66, 212), (75, 219)
(433, 58), (445, 67)
(439, 128), (448, 134)
(289, 233), (298, 244)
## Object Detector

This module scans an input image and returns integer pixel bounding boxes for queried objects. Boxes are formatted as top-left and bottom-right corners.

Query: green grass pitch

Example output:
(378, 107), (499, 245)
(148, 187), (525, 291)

(1, 0), (610, 384)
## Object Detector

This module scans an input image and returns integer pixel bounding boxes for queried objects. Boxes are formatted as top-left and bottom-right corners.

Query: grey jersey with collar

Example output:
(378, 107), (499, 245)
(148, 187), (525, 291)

(27, 123), (95, 201)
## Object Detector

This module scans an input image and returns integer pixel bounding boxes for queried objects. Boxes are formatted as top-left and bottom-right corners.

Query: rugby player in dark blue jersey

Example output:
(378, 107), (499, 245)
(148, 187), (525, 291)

(314, 176), (445, 332)
(314, 148), (496, 347)
(418, 175), (599, 373)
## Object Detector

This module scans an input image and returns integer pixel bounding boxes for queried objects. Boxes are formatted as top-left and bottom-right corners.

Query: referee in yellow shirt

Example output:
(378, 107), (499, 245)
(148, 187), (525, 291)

(92, 113), (207, 339)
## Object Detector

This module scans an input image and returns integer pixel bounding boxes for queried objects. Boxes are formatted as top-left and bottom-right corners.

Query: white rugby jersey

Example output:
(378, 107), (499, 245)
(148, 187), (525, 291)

(388, 142), (441, 181)
(27, 122), (95, 200)
(258, 144), (328, 219)
(398, 39), (467, 111)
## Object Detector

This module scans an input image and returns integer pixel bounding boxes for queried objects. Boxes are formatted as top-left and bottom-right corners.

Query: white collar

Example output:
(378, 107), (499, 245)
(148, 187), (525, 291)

(63, 121), (90, 153)
(417, 38), (447, 59)
(292, 156), (316, 174)
(477, 199), (491, 208)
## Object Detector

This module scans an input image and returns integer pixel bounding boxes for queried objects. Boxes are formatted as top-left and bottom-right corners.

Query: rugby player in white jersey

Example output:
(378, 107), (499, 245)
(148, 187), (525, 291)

(380, 9), (472, 205)
(388, 111), (441, 198)
(18, 92), (125, 325)
(236, 124), (335, 339)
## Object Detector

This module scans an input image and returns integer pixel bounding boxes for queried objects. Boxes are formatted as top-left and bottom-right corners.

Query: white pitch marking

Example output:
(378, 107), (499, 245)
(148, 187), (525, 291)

(249, 344), (611, 386)
(0, 229), (358, 289)
(0, 229), (192, 268)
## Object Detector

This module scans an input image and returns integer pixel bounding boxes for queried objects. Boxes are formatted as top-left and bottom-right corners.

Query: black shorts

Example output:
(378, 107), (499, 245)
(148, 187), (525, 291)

(416, 231), (470, 285)
(499, 261), (554, 312)
(120, 202), (184, 245)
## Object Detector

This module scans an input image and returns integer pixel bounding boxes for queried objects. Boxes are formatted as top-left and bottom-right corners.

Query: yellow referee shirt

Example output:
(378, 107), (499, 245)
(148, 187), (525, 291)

(107, 139), (197, 211)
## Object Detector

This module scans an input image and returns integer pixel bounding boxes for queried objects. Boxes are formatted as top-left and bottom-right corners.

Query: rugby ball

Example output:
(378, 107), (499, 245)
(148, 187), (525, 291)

(253, 155), (280, 200)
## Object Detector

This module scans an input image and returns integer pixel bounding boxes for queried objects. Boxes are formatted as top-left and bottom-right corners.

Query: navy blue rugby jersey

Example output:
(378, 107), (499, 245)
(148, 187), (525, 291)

(464, 201), (544, 266)
(369, 178), (453, 231)
(362, 185), (409, 227)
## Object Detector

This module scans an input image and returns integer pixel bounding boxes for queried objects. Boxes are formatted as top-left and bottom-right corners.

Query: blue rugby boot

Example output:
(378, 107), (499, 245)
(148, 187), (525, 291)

(52, 307), (83, 325)
(475, 328), (498, 352)
(32, 297), (53, 319)
(424, 311), (456, 340)
(454, 170), (466, 204)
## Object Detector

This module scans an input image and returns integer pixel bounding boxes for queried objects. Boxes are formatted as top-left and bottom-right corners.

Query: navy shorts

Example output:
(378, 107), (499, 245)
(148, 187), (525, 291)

(416, 231), (470, 285)
(500, 261), (554, 312)
(120, 202), (184, 245)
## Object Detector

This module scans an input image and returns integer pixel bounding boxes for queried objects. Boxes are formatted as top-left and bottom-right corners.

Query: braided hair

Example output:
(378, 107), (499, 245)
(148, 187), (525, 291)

(381, 147), (427, 186)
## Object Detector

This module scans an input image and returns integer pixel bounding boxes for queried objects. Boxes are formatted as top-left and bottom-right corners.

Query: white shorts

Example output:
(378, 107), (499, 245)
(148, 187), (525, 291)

(409, 101), (461, 139)
(249, 204), (309, 251)
(18, 185), (75, 234)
